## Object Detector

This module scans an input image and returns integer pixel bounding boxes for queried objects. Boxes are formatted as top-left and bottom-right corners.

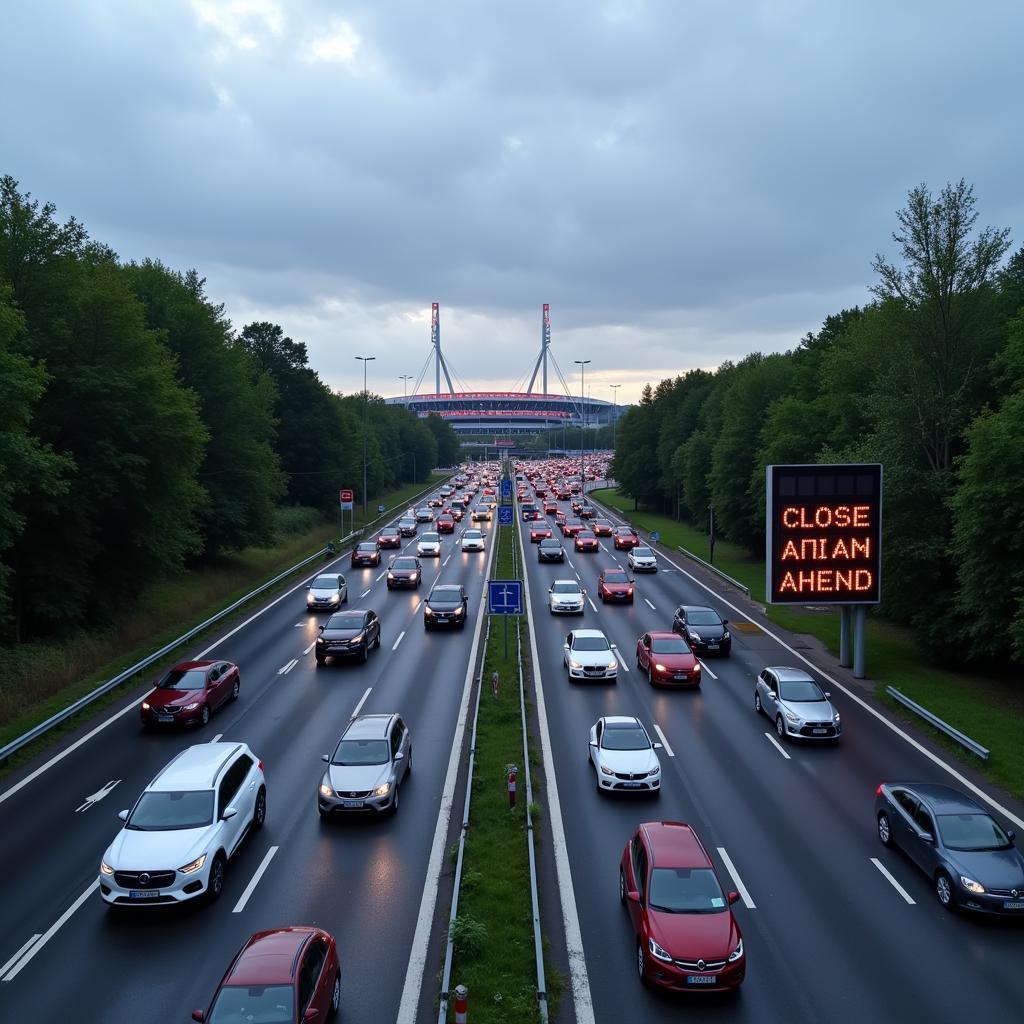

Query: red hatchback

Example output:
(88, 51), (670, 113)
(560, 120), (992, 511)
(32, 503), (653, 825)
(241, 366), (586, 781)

(437, 515), (455, 534)
(598, 568), (634, 602)
(193, 926), (341, 1023)
(637, 631), (701, 686)
(614, 526), (640, 550)
(620, 822), (744, 992)
(574, 530), (599, 552)
(140, 660), (239, 728)
(592, 519), (613, 537)
(377, 528), (401, 549)
(530, 524), (553, 543)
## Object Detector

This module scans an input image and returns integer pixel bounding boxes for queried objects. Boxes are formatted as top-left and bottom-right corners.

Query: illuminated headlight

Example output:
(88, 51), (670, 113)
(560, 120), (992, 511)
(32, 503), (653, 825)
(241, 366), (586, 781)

(723, 629), (731, 639)
(331, 592), (341, 601)
(178, 854), (207, 875)
(306, 593), (315, 603)
(374, 782), (392, 797)
(316, 637), (325, 645)
(453, 606), (464, 616)
(569, 660), (583, 670)
(654, 663), (667, 672)
(100, 860), (114, 876)
(784, 711), (800, 725)
(183, 702), (201, 711)
(425, 606), (435, 616)
(141, 702), (150, 711)
(607, 661), (617, 670)
(387, 572), (394, 579)
(960, 876), (985, 894)
(411, 572), (420, 580)
(728, 939), (744, 962)
(319, 782), (334, 798)
(833, 712), (841, 723)
(600, 765), (614, 775)
(648, 936), (673, 963)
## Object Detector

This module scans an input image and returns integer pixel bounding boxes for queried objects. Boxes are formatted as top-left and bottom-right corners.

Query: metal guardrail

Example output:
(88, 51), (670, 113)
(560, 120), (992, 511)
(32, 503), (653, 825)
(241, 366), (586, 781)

(885, 687), (990, 760)
(675, 546), (751, 597)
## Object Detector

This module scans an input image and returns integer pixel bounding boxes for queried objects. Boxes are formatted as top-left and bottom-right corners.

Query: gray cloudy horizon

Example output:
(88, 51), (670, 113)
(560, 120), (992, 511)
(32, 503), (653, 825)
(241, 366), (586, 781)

(3, 0), (1021, 405)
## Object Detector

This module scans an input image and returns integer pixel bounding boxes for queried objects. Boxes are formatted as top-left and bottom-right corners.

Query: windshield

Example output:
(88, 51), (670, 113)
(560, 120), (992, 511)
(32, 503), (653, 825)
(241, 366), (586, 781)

(128, 790), (214, 831)
(540, 539), (559, 546)
(399, 519), (415, 528)
(208, 984), (295, 1024)
(552, 582), (580, 594)
(937, 813), (1012, 851)
(652, 637), (688, 654)
(577, 531), (595, 539)
(573, 636), (610, 651)
(326, 614), (363, 630)
(602, 725), (649, 750)
(158, 668), (207, 690)
(420, 533), (439, 542)
(633, 547), (653, 557)
(778, 680), (824, 702)
(429, 588), (461, 601)
(312, 576), (342, 590)
(332, 738), (389, 766)
(649, 867), (727, 913)
(604, 572), (628, 584)
(357, 543), (376, 552)
(687, 610), (722, 625)
(392, 558), (417, 570)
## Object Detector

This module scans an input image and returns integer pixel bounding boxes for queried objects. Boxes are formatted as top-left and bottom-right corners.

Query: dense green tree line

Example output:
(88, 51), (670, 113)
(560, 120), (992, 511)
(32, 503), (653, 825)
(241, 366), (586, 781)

(0, 177), (458, 641)
(612, 181), (1024, 665)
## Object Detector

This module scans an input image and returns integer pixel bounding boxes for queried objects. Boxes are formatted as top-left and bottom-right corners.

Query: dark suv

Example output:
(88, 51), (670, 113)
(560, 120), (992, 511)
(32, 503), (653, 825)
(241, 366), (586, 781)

(315, 610), (381, 665)
(673, 605), (731, 656)
(424, 584), (469, 629)
(387, 556), (422, 589)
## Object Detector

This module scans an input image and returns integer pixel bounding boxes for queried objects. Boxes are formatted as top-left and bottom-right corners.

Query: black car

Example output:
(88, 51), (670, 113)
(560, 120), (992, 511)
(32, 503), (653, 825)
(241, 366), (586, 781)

(398, 518), (418, 537)
(875, 783), (1024, 915)
(316, 609), (381, 665)
(538, 538), (566, 563)
(387, 556), (422, 589)
(672, 605), (731, 656)
(351, 541), (381, 568)
(424, 584), (469, 629)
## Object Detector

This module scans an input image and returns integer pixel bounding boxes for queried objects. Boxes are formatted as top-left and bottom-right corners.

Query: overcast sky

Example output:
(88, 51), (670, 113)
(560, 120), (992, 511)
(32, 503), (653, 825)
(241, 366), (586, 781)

(4, 0), (1021, 404)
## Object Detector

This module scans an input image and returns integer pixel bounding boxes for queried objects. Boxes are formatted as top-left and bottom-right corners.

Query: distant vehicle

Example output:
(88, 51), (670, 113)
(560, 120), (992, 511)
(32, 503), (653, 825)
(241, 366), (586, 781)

(140, 661), (240, 729)
(307, 573), (348, 611)
(636, 631), (701, 687)
(416, 506), (435, 522)
(874, 782), (1024, 914)
(613, 526), (640, 550)
(350, 542), (381, 568)
(672, 605), (730, 654)
(377, 528), (402, 549)
(428, 497), (444, 508)
(538, 538), (565, 563)
(754, 667), (840, 740)
(316, 610), (381, 665)
(579, 505), (594, 519)
(530, 524), (553, 543)
(424, 584), (468, 629)
(387, 556), (422, 589)
(100, 742), (265, 907)
(589, 716), (661, 795)
(192, 926), (340, 1023)
(462, 529), (486, 552)
(574, 530), (599, 553)
(416, 532), (442, 558)
(598, 568), (634, 603)
(621, 822), (745, 990)
(472, 504), (492, 522)
(592, 518), (613, 537)
(544, 500), (559, 515)
(398, 518), (418, 537)
(318, 714), (411, 817)
(564, 628), (617, 680)
(436, 515), (455, 534)
(548, 579), (585, 614)
(628, 546), (658, 572)
(561, 518), (585, 538)
(521, 504), (541, 520)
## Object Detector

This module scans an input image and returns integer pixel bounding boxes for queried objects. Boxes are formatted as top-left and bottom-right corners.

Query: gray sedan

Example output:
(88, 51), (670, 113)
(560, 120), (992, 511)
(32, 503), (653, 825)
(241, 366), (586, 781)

(754, 666), (841, 741)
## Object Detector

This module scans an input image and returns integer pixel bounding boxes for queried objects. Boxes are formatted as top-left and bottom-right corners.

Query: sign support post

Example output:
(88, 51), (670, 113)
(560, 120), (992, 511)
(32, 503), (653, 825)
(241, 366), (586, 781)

(853, 605), (867, 679)
(839, 606), (852, 668)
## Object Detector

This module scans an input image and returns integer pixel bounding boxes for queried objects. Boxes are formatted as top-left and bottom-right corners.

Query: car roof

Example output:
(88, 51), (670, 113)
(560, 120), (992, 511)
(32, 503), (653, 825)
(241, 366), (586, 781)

(150, 742), (245, 791)
(640, 821), (710, 867)
(681, 604), (717, 613)
(573, 628), (607, 639)
(603, 715), (641, 727)
(895, 783), (984, 814)
(329, 608), (371, 617)
(766, 666), (816, 682)
(227, 927), (318, 986)
(553, 578), (581, 585)
(646, 630), (680, 640)
(344, 714), (395, 739)
(431, 584), (462, 593)
(168, 660), (216, 671)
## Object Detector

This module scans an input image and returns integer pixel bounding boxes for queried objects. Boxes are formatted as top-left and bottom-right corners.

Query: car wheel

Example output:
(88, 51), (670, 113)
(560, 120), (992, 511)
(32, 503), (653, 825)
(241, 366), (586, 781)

(389, 784), (400, 817)
(405, 749), (412, 774)
(374, 632), (381, 648)
(330, 972), (341, 1017)
(877, 812), (892, 847)
(775, 715), (785, 738)
(230, 678), (240, 702)
(200, 705), (210, 727)
(252, 787), (266, 831)
(754, 691), (762, 714)
(206, 853), (226, 902)
(343, 592), (348, 604)
(361, 643), (369, 663)
(648, 664), (654, 686)
(636, 941), (647, 984)
(935, 871), (955, 910)
(619, 868), (626, 905)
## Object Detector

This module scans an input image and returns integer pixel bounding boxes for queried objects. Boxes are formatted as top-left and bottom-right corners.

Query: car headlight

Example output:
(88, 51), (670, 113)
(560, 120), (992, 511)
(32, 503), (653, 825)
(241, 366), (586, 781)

(307, 593), (315, 603)
(331, 592), (341, 601)
(387, 572), (394, 579)
(600, 765), (614, 775)
(648, 765), (661, 776)
(425, 606), (435, 616)
(100, 860), (114, 876)
(784, 711), (800, 724)
(688, 631), (700, 641)
(723, 630), (731, 639)
(833, 712), (841, 723)
(654, 663), (667, 672)
(569, 660), (583, 669)
(607, 661), (618, 670)
(374, 782), (392, 797)
(178, 854), (207, 875)
(728, 938), (744, 962)
(960, 875), (985, 894)
(454, 606), (464, 616)
(183, 702), (201, 711)
(648, 936), (673, 963)
(411, 572), (419, 580)
(351, 633), (364, 643)
(319, 782), (334, 798)
(316, 637), (325, 645)
(141, 701), (150, 711)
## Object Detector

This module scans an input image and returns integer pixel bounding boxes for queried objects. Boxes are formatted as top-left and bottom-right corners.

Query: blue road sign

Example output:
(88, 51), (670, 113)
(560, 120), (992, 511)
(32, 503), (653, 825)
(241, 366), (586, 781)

(650, 530), (661, 543)
(500, 478), (513, 499)
(488, 579), (523, 615)
(498, 505), (514, 525)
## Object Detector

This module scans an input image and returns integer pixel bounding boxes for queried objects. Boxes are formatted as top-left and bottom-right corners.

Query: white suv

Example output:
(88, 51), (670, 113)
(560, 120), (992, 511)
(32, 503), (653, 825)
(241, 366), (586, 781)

(99, 742), (266, 907)
(417, 532), (441, 557)
(564, 629), (618, 680)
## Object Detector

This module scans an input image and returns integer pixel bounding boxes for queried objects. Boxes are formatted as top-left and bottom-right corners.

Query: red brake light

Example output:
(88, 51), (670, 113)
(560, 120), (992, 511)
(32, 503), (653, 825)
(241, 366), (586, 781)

(258, 760), (265, 773)
(875, 784), (883, 797)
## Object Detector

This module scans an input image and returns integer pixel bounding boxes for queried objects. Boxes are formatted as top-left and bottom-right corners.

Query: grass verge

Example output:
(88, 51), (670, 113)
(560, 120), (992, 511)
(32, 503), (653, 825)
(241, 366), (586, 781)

(589, 488), (1024, 801)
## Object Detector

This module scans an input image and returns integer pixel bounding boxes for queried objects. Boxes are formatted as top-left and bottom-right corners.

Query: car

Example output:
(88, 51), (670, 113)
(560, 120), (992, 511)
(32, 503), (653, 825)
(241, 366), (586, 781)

(428, 497), (444, 508)
(636, 632), (701, 686)
(350, 541), (381, 568)
(398, 518), (418, 537)
(437, 515), (455, 534)
(100, 742), (266, 907)
(450, 506), (464, 522)
(628, 546), (658, 573)
(462, 493), (472, 506)
(613, 526), (640, 550)
(563, 629), (617, 680)
(306, 573), (348, 611)
(462, 529), (486, 552)
(549, 579), (586, 614)
(589, 717), (661, 794)
(534, 487), (547, 499)
(543, 500), (559, 515)
(874, 782), (1024, 914)
(561, 518), (585, 538)
(192, 926), (341, 1023)
(387, 556), (422, 589)
(592, 518), (613, 537)
(579, 505), (595, 519)
(416, 506), (435, 522)
(315, 609), (382, 664)
(557, 488), (570, 500)
(530, 524), (553, 543)
(620, 822), (745, 991)
(521, 504), (541, 520)
(424, 584), (468, 629)
(318, 713), (411, 817)
(574, 530), (599, 553)
(570, 498), (584, 514)
(754, 667), (841, 740)
(598, 568), (634, 603)
(440, 486), (452, 497)
(417, 532), (442, 557)
(140, 661), (241, 729)
(538, 538), (566, 562)
(673, 605), (730, 654)
(378, 528), (402, 549)
(472, 504), (492, 522)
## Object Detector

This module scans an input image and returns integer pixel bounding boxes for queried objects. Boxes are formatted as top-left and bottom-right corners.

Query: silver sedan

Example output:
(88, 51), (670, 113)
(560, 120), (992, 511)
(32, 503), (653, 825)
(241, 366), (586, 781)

(754, 666), (841, 741)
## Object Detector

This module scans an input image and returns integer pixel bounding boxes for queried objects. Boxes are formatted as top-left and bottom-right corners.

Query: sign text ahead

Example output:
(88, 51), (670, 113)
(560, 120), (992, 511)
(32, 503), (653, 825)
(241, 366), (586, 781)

(766, 464), (882, 605)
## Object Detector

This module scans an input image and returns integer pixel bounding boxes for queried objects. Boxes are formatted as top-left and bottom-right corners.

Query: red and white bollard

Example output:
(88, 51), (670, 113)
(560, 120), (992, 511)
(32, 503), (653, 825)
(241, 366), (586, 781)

(507, 764), (518, 810)
(454, 983), (469, 1023)
(491, 670), (499, 698)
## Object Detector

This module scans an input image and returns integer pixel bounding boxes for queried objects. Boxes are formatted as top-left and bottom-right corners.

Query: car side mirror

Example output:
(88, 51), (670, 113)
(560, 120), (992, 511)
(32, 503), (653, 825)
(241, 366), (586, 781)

(192, 1012), (205, 1023)
(653, 742), (663, 749)
(919, 831), (935, 844)
(118, 809), (130, 822)
(629, 578), (635, 584)
(768, 692), (777, 701)
(394, 751), (404, 761)
(627, 890), (641, 904)
(321, 754), (329, 762)
(222, 807), (238, 821)
(1007, 828), (1016, 841)
(824, 691), (831, 699)
(589, 740), (597, 747)
(727, 891), (740, 905)
(722, 619), (728, 625)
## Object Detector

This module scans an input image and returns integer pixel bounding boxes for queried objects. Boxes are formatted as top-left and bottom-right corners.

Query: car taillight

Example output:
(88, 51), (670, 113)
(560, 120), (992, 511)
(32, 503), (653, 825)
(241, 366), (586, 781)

(258, 760), (265, 773)
(875, 784), (883, 796)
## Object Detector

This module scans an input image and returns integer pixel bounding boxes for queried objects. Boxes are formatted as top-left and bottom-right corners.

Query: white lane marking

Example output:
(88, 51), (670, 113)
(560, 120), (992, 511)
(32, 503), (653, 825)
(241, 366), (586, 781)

(643, 597), (656, 611)
(697, 659), (718, 679)
(717, 847), (756, 909)
(210, 733), (223, 743)
(587, 596), (598, 613)
(351, 687), (372, 719)
(397, 518), (499, 1023)
(303, 640), (316, 656)
(0, 934), (42, 979)
(599, 542), (609, 553)
(584, 496), (1024, 833)
(74, 778), (121, 813)
(764, 732), (792, 760)
(376, 571), (386, 581)
(870, 857), (917, 905)
(443, 554), (451, 566)
(293, 622), (304, 627)
(566, 556), (576, 569)
(232, 846), (279, 913)
(392, 630), (406, 651)
(651, 723), (674, 756)
(361, 588), (371, 598)
(2, 880), (99, 981)
(613, 646), (630, 672)
(277, 659), (298, 675)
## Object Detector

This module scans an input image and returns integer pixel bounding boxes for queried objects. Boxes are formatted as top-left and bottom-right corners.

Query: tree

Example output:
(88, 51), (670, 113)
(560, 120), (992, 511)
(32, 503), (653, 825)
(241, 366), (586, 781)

(424, 412), (461, 468)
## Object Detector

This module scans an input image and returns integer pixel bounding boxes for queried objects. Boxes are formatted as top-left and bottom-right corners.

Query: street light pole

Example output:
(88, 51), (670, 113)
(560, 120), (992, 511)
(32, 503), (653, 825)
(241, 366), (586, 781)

(610, 384), (620, 455)
(356, 355), (376, 514)
(399, 374), (413, 406)
(574, 359), (590, 489)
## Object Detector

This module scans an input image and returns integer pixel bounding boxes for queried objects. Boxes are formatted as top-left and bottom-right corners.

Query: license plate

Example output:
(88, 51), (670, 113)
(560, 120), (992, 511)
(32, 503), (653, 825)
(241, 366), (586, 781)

(622, 782), (642, 788)
(1004, 901), (1024, 909)
(687, 975), (716, 985)
(436, 616), (448, 622)
(674, 673), (687, 680)
(707, 643), (719, 649)
(129, 890), (161, 899)
(812, 728), (828, 735)
(157, 715), (174, 723)
(342, 800), (364, 809)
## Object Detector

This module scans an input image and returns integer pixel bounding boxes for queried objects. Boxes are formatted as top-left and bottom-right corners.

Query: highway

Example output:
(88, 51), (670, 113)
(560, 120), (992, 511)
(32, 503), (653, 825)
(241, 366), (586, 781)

(517, 487), (1024, 1022)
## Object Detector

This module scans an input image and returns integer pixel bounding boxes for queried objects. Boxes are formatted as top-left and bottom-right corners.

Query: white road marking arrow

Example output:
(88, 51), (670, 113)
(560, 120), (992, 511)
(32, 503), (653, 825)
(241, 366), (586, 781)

(75, 779), (121, 813)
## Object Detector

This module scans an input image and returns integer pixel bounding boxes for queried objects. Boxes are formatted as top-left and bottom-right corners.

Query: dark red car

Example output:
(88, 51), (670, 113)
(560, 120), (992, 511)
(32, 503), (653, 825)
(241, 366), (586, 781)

(598, 568), (634, 602)
(561, 518), (585, 538)
(544, 500), (559, 515)
(592, 519), (613, 537)
(579, 505), (595, 519)
(574, 530), (599, 552)
(613, 526), (640, 550)
(193, 926), (341, 1023)
(429, 496), (444, 507)
(140, 660), (239, 728)
(530, 524), (553, 543)
(437, 515), (455, 534)
(450, 506), (464, 522)
(535, 487), (547, 499)
(377, 528), (401, 549)
(636, 631), (701, 686)
(350, 541), (381, 568)
(620, 822), (744, 991)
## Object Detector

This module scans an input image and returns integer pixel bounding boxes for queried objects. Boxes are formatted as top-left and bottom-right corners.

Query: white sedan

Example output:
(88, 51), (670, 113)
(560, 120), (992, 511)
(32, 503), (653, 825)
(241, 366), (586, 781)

(548, 579), (586, 614)
(588, 716), (661, 794)
(627, 545), (658, 572)
(462, 529), (486, 552)
(416, 532), (441, 557)
(563, 629), (618, 680)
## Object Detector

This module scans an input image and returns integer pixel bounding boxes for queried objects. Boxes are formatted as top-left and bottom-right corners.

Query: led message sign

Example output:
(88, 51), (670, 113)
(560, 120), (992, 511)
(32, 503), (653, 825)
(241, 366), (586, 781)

(765, 464), (882, 605)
